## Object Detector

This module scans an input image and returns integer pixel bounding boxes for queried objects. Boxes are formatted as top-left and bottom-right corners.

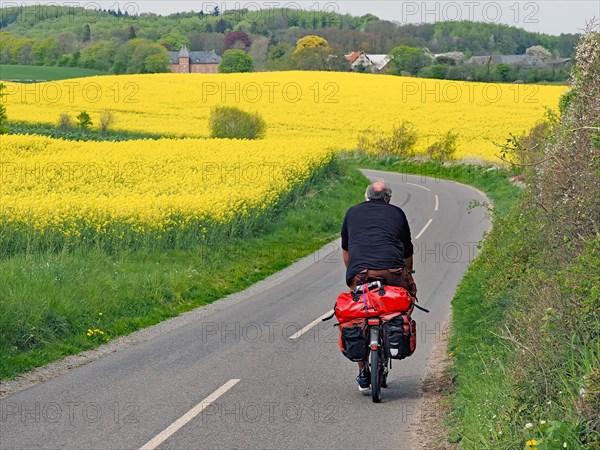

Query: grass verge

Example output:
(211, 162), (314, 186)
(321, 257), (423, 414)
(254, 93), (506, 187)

(444, 196), (599, 449)
(350, 156), (598, 448)
(0, 157), (365, 379)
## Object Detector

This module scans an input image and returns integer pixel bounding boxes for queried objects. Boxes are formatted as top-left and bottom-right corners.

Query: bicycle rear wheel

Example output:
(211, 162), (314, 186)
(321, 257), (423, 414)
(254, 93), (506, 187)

(381, 360), (388, 388)
(370, 328), (382, 403)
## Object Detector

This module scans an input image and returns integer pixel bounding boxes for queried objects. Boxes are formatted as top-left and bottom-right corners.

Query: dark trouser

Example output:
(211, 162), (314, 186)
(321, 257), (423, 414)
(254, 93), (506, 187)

(349, 268), (417, 298)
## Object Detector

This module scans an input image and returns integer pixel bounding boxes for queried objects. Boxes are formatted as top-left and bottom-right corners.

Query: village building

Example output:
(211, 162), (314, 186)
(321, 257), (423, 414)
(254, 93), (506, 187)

(344, 51), (393, 73)
(467, 54), (571, 68)
(169, 44), (222, 74)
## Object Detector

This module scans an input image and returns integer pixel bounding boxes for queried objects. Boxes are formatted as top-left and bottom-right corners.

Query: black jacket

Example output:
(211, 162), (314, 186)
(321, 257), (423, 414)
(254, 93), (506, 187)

(341, 199), (413, 286)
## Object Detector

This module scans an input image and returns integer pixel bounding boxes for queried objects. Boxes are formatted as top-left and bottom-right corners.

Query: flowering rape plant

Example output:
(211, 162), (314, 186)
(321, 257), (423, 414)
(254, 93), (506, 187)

(0, 72), (565, 252)
(0, 72), (565, 161)
(0, 134), (333, 251)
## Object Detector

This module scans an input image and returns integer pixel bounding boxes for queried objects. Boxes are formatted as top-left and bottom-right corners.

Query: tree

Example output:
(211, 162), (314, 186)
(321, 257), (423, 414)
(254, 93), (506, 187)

(431, 64), (447, 79)
(358, 14), (380, 31)
(224, 30), (251, 52)
(130, 40), (170, 73)
(33, 38), (61, 65)
(526, 45), (552, 64)
(293, 35), (330, 55)
(189, 32), (224, 53)
(292, 35), (333, 71)
(112, 39), (169, 74)
(56, 32), (80, 54)
(495, 63), (512, 82)
(79, 41), (116, 71)
(70, 50), (80, 67)
(265, 41), (294, 70)
(293, 47), (334, 71)
(12, 39), (35, 65)
(76, 111), (92, 129)
(218, 49), (254, 73)
(215, 19), (231, 34)
(389, 45), (431, 76)
(82, 24), (91, 43)
(159, 32), (190, 51)
(248, 36), (269, 69)
(143, 52), (170, 73)
(128, 26), (137, 40)
(212, 6), (220, 16)
(98, 109), (114, 135)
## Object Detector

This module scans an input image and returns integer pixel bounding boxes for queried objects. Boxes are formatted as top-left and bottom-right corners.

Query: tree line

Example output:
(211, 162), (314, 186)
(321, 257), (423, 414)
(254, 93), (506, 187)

(0, 5), (581, 79)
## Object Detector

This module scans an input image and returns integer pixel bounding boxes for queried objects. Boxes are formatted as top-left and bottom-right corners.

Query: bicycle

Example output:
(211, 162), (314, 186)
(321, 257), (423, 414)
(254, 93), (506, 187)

(328, 278), (428, 403)
(351, 279), (427, 403)
(350, 280), (390, 403)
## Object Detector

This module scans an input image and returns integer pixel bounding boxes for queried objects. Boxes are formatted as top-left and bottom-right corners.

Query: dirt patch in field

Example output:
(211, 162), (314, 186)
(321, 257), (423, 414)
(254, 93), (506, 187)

(411, 319), (457, 450)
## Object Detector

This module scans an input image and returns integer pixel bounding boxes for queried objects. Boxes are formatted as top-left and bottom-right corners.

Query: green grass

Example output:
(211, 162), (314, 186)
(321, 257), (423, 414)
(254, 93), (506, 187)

(444, 198), (598, 449)
(6, 120), (171, 143)
(0, 64), (107, 81)
(0, 157), (366, 379)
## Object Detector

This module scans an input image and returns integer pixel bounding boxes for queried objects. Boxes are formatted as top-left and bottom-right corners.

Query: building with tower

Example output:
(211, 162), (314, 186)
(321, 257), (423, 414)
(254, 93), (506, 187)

(169, 45), (222, 73)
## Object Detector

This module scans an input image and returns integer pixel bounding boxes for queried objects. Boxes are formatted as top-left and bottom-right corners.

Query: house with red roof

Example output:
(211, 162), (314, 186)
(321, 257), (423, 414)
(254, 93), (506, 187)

(344, 51), (393, 73)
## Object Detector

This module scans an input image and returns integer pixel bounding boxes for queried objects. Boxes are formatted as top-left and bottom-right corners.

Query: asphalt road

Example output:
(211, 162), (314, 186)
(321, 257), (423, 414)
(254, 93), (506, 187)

(0, 170), (491, 450)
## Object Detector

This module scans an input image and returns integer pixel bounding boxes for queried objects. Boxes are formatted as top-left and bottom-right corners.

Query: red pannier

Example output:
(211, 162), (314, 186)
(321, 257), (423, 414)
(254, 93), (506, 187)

(334, 284), (414, 324)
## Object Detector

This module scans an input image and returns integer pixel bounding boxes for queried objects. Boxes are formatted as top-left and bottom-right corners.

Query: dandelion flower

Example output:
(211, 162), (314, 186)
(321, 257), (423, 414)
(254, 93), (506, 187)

(525, 439), (538, 447)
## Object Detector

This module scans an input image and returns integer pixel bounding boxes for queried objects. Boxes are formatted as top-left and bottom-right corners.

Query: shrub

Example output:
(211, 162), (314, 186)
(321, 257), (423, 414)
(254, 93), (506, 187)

(99, 109), (114, 135)
(209, 106), (266, 139)
(558, 88), (577, 115)
(426, 131), (459, 162)
(357, 121), (418, 157)
(57, 113), (72, 131)
(499, 121), (552, 169)
(218, 49), (254, 73)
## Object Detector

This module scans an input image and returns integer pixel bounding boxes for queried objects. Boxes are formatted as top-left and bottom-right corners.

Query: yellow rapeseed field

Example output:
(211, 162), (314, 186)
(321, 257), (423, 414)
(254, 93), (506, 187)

(0, 72), (566, 244)
(1, 72), (567, 159)
(1, 134), (332, 239)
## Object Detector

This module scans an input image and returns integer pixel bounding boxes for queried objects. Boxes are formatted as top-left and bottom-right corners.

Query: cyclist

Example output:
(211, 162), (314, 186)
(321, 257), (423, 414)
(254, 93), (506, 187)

(341, 180), (416, 391)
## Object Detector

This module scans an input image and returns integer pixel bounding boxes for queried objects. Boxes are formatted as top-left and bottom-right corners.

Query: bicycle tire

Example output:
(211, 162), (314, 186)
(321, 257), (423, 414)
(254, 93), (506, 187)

(381, 361), (388, 388)
(370, 327), (381, 403)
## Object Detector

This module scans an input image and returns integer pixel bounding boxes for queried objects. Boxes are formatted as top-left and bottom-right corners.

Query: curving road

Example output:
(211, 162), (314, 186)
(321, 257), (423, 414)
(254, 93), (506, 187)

(0, 170), (490, 450)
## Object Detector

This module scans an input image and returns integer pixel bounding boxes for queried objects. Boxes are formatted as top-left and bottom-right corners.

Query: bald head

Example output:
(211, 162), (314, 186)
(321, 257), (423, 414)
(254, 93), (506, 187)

(372, 181), (386, 191)
(365, 181), (392, 203)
